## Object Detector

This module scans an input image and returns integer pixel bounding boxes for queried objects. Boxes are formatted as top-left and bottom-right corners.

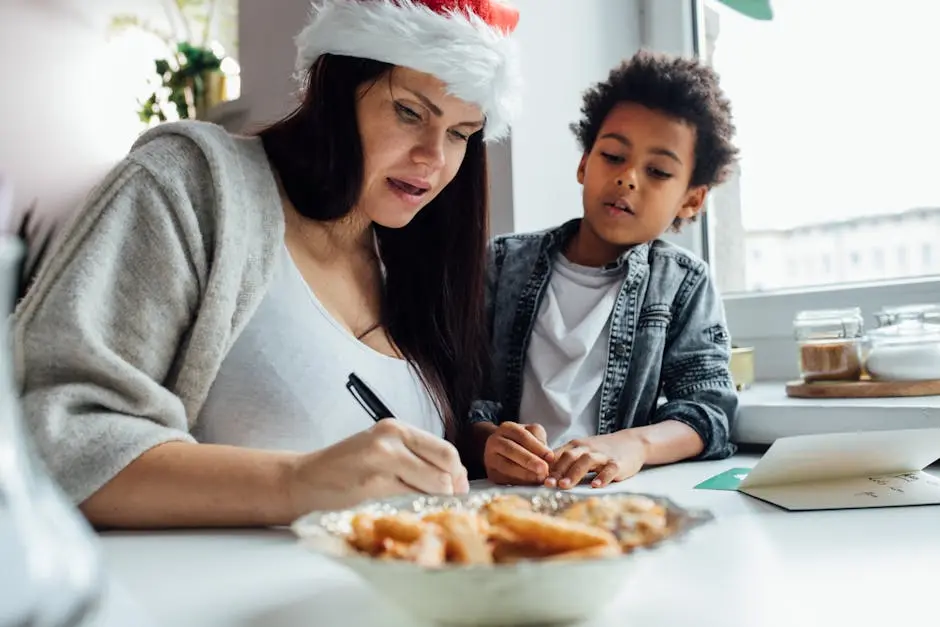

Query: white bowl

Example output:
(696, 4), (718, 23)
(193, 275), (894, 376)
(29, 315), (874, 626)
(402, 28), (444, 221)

(291, 488), (714, 626)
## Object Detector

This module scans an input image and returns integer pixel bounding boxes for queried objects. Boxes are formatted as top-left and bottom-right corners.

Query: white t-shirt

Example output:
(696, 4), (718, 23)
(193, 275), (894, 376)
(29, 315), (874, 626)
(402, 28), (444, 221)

(518, 254), (624, 449)
(195, 245), (443, 451)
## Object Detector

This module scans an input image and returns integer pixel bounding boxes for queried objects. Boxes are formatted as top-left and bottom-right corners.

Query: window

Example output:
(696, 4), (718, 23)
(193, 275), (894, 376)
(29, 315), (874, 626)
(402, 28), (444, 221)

(643, 0), (940, 380)
(872, 249), (885, 273)
(701, 0), (940, 294)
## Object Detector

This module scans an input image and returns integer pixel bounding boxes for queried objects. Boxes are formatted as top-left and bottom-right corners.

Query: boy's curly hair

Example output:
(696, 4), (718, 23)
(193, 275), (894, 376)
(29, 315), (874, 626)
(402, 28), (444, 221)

(571, 50), (739, 229)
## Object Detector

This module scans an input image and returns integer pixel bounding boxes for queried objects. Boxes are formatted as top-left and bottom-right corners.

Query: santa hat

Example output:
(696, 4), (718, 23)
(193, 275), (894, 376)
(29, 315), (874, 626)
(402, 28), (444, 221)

(294, 0), (522, 141)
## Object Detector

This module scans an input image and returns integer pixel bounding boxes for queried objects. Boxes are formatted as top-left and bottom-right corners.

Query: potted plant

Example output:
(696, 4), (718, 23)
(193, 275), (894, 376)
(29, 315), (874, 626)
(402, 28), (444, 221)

(109, 0), (237, 125)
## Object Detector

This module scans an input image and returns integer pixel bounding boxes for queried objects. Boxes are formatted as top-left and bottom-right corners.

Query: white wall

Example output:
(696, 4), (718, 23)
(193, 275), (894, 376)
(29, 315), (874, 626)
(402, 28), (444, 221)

(0, 0), (167, 225)
(500, 0), (643, 235)
(236, 0), (310, 129)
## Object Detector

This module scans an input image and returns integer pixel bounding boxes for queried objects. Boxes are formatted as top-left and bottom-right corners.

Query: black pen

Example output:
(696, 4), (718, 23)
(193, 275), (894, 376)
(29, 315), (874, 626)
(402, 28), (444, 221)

(346, 373), (396, 422)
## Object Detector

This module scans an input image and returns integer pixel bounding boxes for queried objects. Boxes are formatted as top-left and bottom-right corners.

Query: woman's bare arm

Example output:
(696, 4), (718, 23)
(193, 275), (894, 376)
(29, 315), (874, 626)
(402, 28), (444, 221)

(79, 442), (299, 529)
(80, 419), (470, 530)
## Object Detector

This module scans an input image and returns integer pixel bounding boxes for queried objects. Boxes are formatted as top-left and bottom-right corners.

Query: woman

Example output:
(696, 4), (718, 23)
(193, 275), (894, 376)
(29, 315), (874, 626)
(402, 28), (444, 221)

(12, 0), (522, 529)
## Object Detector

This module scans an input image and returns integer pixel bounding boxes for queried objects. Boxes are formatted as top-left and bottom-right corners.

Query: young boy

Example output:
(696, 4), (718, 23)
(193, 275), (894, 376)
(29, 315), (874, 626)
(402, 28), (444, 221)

(468, 50), (740, 489)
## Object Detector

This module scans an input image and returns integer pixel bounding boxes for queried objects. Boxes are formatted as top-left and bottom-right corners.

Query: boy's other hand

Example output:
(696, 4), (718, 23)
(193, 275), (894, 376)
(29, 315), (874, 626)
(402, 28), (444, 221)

(483, 422), (554, 485)
(545, 433), (646, 489)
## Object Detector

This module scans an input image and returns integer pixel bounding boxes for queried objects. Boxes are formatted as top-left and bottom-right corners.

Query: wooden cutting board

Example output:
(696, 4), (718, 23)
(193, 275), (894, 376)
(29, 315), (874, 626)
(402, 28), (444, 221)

(785, 377), (940, 399)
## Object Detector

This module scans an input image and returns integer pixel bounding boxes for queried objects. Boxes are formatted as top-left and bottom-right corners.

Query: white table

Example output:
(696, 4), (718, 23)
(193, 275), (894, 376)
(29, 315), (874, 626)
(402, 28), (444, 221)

(86, 455), (940, 627)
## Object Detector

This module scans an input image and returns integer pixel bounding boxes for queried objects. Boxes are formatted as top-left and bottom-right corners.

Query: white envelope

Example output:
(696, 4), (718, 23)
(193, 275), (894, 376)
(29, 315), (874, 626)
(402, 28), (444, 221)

(737, 428), (940, 511)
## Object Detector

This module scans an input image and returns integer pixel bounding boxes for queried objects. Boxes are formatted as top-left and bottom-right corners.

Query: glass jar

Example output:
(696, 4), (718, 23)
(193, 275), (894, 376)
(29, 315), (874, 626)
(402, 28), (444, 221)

(793, 308), (865, 382)
(866, 311), (940, 381)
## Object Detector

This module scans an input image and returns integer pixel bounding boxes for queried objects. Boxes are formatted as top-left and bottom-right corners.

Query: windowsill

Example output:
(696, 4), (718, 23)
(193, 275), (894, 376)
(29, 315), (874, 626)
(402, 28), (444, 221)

(734, 382), (940, 445)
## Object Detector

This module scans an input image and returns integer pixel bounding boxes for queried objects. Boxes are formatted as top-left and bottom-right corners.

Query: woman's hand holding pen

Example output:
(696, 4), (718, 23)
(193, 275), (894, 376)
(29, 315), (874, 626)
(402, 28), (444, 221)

(284, 419), (469, 516)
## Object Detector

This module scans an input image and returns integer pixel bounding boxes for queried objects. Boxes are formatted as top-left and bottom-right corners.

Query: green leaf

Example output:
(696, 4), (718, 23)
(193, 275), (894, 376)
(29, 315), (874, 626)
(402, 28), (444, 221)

(716, 0), (773, 21)
(155, 59), (172, 76)
(169, 89), (191, 119)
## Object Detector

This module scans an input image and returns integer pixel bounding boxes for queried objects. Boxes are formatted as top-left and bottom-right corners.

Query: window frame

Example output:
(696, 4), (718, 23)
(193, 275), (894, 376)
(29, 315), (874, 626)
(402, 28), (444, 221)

(642, 0), (940, 381)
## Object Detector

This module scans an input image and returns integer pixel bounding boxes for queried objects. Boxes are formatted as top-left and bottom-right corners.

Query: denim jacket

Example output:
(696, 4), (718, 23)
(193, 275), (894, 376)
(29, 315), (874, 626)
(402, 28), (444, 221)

(468, 219), (738, 460)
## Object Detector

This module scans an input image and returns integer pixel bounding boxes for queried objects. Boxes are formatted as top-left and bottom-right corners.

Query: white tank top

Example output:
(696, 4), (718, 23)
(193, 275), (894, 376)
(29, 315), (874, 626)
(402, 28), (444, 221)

(518, 254), (624, 449)
(195, 245), (443, 452)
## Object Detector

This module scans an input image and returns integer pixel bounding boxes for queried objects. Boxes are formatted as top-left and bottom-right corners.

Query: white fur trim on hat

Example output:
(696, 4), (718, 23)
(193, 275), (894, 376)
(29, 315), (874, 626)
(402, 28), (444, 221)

(294, 0), (522, 141)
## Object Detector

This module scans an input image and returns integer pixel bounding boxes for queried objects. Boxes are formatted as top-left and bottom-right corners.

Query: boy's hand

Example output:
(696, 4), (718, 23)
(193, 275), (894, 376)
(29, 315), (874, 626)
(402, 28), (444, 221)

(483, 422), (555, 485)
(545, 433), (647, 489)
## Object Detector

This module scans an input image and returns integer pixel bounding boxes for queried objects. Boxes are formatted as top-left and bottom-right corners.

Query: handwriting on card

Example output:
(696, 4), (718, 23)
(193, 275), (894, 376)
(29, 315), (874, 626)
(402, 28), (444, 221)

(850, 472), (940, 501)
(852, 472), (940, 501)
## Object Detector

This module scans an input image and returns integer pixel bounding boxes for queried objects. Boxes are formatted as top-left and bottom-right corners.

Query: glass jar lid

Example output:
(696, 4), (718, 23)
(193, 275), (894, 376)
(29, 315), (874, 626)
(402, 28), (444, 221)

(868, 319), (940, 347)
(793, 307), (864, 342)
(874, 303), (940, 328)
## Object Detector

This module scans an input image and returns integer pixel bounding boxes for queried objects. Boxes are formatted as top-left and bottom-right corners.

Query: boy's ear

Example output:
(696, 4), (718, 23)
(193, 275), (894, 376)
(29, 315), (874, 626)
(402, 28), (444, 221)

(576, 153), (588, 184)
(677, 185), (708, 220)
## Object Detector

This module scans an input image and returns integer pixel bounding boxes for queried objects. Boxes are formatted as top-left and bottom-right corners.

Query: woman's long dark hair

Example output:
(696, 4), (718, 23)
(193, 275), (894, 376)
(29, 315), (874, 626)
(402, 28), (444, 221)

(258, 54), (490, 441)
